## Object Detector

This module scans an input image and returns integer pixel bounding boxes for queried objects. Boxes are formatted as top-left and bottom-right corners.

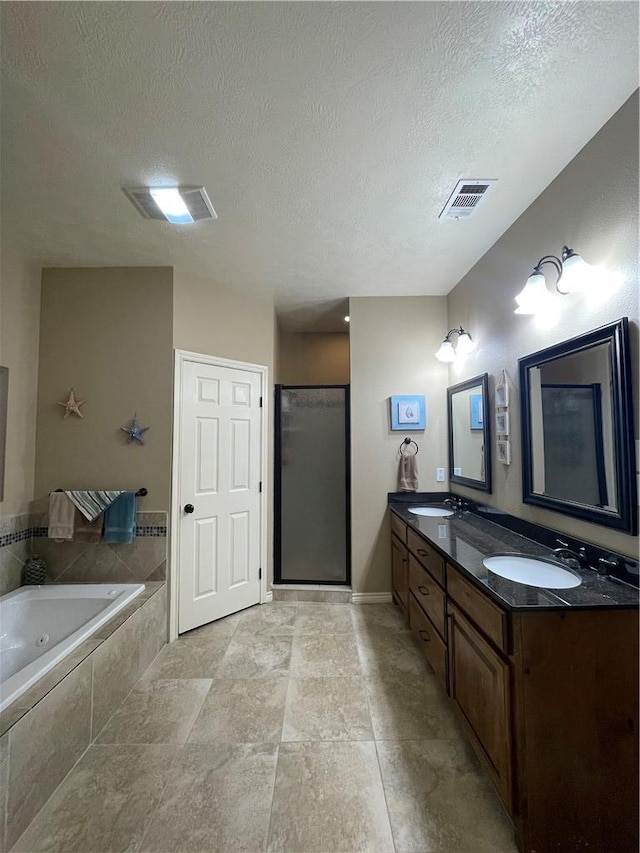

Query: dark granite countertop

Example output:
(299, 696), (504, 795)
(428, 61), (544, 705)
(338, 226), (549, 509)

(389, 497), (639, 611)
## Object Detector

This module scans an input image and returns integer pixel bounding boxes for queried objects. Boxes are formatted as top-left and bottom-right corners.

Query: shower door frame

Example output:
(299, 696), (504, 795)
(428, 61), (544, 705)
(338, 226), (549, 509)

(274, 384), (351, 586)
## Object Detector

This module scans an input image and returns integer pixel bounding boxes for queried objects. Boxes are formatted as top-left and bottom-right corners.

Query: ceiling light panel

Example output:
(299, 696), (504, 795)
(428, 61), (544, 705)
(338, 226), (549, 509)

(123, 186), (217, 223)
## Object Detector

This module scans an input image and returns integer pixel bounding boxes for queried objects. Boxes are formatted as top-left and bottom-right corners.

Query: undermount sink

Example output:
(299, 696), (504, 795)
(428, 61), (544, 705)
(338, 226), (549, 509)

(483, 555), (582, 589)
(408, 506), (454, 517)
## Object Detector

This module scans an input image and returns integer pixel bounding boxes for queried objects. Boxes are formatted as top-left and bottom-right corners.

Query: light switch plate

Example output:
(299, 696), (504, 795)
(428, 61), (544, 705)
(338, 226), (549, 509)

(436, 468), (445, 482)
(454, 467), (462, 476)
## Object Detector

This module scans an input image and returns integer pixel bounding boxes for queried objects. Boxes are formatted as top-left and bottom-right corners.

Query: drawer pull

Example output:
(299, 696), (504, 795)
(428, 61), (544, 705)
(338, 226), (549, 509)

(416, 548), (429, 557)
(418, 629), (431, 642)
(417, 585), (429, 596)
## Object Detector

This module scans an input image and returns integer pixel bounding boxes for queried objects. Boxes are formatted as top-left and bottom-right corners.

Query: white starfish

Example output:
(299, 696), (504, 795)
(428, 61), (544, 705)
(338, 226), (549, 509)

(58, 388), (86, 418)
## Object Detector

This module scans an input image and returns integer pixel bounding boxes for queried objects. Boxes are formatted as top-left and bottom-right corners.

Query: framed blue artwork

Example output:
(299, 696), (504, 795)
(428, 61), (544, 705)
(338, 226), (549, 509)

(470, 393), (484, 430)
(389, 395), (426, 431)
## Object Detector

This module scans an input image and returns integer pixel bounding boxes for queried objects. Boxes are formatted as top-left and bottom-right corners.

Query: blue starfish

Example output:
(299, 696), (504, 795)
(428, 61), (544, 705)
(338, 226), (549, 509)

(121, 414), (149, 445)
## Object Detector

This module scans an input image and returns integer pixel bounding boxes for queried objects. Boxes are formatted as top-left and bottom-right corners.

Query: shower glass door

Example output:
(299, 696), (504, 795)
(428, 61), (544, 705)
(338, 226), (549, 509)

(275, 385), (350, 584)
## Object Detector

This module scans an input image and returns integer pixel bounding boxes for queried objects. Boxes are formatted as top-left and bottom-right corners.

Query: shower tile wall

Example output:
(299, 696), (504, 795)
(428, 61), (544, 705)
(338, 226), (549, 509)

(0, 512), (167, 594)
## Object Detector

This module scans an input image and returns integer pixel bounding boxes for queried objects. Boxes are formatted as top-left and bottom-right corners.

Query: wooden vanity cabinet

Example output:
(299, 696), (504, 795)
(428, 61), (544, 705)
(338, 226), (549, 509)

(390, 533), (409, 614)
(389, 510), (639, 852)
(448, 601), (512, 812)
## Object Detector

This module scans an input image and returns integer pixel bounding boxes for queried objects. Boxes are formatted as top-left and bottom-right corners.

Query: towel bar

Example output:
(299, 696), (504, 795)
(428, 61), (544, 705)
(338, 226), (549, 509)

(53, 487), (148, 496)
(399, 438), (419, 455)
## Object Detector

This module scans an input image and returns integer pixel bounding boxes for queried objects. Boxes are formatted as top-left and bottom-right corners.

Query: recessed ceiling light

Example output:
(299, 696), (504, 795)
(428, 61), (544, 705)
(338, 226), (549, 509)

(123, 186), (217, 223)
(150, 188), (194, 224)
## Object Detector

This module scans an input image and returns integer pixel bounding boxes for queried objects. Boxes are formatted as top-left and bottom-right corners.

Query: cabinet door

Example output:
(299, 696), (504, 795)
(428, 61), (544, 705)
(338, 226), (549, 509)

(391, 533), (409, 612)
(448, 604), (512, 813)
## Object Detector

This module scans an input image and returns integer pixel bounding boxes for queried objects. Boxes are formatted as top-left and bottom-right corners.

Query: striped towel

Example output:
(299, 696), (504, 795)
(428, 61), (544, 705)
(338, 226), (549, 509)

(65, 490), (123, 522)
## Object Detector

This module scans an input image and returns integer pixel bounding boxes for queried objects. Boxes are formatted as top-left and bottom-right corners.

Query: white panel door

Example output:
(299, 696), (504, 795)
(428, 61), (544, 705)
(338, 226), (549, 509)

(178, 359), (262, 633)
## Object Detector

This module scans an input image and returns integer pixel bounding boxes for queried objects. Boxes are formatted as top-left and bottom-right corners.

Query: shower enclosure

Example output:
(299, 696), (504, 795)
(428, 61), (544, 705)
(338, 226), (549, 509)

(275, 385), (350, 585)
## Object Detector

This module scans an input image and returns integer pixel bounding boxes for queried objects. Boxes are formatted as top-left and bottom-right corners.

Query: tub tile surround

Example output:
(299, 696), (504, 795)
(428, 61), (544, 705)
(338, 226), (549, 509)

(7, 601), (518, 853)
(0, 584), (167, 851)
(0, 511), (168, 594)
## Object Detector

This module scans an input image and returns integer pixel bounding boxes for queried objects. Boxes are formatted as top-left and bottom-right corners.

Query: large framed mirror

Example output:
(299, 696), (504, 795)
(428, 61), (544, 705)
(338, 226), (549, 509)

(519, 318), (637, 534)
(447, 373), (491, 493)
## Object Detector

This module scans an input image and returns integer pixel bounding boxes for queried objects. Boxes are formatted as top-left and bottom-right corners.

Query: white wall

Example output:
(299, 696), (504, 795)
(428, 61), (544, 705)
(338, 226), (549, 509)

(350, 296), (449, 593)
(0, 249), (41, 515)
(447, 91), (639, 557)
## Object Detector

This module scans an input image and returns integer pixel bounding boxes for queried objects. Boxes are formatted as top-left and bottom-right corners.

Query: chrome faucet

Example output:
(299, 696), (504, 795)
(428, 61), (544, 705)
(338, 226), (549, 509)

(551, 539), (589, 569)
(444, 496), (471, 512)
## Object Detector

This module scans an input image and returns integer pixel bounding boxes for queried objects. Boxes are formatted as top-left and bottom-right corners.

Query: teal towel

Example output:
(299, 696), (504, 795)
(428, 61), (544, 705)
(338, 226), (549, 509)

(103, 492), (136, 544)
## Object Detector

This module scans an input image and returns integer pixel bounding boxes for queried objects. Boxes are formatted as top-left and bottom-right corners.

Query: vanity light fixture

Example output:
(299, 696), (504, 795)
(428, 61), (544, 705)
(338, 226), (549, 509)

(514, 246), (594, 315)
(435, 327), (476, 362)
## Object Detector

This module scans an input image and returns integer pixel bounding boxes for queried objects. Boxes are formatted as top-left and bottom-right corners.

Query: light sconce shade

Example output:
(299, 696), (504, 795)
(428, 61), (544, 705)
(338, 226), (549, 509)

(514, 246), (593, 315)
(435, 327), (476, 362)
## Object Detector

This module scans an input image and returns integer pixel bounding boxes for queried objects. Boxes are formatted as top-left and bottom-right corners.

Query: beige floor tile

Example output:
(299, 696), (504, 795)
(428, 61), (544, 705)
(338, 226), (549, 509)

(180, 609), (244, 639)
(216, 633), (292, 678)
(96, 679), (211, 744)
(290, 633), (361, 677)
(351, 602), (409, 634)
(139, 743), (278, 852)
(141, 634), (231, 680)
(267, 741), (394, 852)
(376, 739), (518, 853)
(294, 603), (355, 634)
(356, 628), (433, 676)
(12, 744), (179, 853)
(188, 677), (288, 743)
(366, 673), (462, 740)
(282, 677), (373, 741)
(235, 602), (298, 636)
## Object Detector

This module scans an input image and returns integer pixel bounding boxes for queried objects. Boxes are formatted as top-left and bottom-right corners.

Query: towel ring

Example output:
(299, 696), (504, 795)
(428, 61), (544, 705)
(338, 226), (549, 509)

(399, 437), (419, 455)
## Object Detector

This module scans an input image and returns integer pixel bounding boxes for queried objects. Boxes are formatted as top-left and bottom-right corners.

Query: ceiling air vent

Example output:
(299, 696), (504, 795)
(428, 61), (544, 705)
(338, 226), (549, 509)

(438, 179), (496, 220)
(123, 186), (217, 223)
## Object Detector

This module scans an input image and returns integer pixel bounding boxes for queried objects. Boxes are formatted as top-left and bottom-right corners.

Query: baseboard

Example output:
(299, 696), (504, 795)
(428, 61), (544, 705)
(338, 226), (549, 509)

(351, 592), (393, 604)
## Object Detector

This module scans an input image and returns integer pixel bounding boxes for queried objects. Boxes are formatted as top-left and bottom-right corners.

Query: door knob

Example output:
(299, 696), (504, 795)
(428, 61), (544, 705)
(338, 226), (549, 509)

(184, 504), (195, 514)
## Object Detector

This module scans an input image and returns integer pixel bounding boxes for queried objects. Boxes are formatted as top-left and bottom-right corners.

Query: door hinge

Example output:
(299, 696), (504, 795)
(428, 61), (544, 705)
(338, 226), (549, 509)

(259, 396), (263, 407)
(259, 567), (262, 580)
(259, 481), (262, 493)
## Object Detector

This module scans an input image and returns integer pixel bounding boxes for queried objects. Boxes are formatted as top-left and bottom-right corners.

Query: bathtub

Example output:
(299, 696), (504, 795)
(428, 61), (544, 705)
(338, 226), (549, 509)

(0, 583), (145, 712)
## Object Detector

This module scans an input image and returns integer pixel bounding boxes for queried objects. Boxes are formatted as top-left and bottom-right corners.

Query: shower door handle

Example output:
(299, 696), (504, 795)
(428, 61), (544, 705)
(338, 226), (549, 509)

(184, 504), (195, 514)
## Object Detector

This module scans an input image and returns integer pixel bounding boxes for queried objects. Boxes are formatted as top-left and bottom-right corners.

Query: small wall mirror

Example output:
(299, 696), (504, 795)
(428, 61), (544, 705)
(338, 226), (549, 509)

(447, 373), (491, 493)
(519, 318), (637, 534)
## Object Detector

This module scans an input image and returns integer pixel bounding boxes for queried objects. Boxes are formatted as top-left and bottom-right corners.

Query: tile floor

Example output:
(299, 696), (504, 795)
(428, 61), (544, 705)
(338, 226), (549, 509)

(12, 602), (518, 853)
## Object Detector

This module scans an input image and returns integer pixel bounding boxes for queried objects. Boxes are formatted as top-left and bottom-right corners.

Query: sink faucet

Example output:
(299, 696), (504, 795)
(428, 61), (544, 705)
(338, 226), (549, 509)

(444, 496), (471, 512)
(551, 539), (589, 569)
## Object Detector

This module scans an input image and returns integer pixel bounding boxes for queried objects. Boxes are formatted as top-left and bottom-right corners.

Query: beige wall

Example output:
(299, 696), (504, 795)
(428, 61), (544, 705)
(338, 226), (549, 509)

(350, 296), (449, 593)
(447, 91), (639, 557)
(278, 332), (350, 385)
(173, 268), (276, 583)
(35, 268), (173, 511)
(0, 249), (41, 515)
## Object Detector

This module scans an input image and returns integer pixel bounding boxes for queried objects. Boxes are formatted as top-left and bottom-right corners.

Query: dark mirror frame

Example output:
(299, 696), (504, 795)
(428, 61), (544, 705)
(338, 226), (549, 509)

(519, 317), (637, 535)
(447, 373), (492, 493)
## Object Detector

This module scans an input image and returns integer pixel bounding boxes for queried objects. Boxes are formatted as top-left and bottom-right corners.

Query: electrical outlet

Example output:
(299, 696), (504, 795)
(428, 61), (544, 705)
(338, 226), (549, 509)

(454, 467), (462, 476)
(436, 468), (445, 482)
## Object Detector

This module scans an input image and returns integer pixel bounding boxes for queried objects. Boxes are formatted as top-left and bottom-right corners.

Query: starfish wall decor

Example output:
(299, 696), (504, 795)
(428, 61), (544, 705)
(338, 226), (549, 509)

(58, 388), (86, 418)
(121, 414), (149, 445)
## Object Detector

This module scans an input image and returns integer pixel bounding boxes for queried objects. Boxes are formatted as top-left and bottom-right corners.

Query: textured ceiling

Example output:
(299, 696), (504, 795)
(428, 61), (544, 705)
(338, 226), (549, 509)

(1, 2), (638, 330)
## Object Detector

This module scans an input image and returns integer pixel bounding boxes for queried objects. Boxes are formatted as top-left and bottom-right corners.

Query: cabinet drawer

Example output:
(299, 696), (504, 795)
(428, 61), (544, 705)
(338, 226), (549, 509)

(407, 529), (445, 586)
(390, 512), (407, 544)
(408, 554), (446, 639)
(409, 592), (448, 689)
(447, 564), (508, 653)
